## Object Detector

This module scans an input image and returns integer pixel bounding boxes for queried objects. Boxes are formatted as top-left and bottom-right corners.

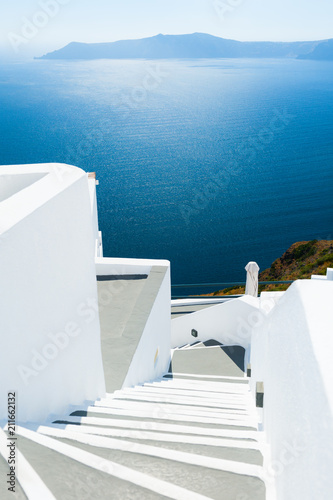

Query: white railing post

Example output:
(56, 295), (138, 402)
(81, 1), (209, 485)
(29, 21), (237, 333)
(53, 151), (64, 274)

(245, 261), (260, 297)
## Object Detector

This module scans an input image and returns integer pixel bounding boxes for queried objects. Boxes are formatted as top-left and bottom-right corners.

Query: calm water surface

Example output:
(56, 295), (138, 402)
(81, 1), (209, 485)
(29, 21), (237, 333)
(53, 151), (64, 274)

(0, 58), (332, 286)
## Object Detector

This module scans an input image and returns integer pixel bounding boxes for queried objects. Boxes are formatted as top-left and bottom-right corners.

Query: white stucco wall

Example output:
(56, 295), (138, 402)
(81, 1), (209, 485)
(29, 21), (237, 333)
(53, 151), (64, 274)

(96, 257), (169, 277)
(122, 266), (171, 388)
(0, 172), (47, 203)
(87, 176), (101, 257)
(0, 164), (105, 423)
(171, 295), (260, 351)
(250, 280), (333, 500)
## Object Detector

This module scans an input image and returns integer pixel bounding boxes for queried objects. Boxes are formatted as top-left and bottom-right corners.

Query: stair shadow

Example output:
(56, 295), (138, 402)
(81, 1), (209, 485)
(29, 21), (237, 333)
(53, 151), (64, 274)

(167, 343), (245, 376)
(220, 345), (245, 372)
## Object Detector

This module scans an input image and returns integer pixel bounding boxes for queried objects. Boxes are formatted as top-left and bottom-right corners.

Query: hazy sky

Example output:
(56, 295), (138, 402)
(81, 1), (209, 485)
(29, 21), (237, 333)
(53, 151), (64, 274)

(1, 0), (332, 60)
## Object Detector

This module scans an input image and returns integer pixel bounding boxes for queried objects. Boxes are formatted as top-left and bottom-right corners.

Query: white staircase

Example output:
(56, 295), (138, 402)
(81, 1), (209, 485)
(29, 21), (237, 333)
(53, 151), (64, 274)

(6, 355), (266, 500)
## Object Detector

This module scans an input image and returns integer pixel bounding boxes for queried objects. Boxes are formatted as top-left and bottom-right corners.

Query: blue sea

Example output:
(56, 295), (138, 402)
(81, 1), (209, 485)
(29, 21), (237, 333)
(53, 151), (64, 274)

(0, 58), (332, 287)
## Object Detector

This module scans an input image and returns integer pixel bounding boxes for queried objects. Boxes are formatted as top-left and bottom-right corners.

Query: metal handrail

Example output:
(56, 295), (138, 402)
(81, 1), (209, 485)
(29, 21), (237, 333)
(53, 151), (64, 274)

(171, 282), (246, 288)
(171, 280), (293, 288)
(171, 295), (242, 299)
(171, 280), (294, 300)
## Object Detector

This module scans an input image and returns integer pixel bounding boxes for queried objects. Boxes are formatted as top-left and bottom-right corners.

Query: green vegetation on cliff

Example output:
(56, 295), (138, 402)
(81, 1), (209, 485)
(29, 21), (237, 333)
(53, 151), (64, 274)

(209, 240), (333, 296)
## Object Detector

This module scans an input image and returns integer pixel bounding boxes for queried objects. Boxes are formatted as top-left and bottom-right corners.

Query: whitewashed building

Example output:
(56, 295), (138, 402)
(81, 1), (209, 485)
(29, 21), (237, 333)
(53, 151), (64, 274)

(0, 163), (332, 500)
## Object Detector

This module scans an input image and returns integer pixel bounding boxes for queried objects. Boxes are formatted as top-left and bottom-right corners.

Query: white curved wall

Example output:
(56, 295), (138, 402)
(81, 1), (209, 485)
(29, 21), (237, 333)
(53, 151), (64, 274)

(0, 164), (105, 422)
(171, 295), (260, 351)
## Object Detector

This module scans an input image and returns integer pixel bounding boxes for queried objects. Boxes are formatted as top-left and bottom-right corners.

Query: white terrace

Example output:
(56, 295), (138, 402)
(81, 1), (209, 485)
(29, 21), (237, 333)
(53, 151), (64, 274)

(0, 164), (332, 500)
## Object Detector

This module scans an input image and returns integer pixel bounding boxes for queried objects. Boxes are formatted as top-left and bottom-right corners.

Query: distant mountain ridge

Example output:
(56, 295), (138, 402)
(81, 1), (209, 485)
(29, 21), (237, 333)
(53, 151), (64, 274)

(298, 38), (333, 60)
(37, 33), (333, 60)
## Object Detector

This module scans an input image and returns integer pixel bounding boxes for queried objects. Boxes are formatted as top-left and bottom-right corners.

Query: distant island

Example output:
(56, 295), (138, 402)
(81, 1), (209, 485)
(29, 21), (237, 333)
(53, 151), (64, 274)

(36, 33), (333, 61)
(298, 38), (333, 60)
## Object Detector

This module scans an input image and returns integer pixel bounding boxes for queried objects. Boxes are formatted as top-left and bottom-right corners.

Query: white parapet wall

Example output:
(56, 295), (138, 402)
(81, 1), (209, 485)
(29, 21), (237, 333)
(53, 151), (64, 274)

(0, 163), (106, 423)
(122, 264), (171, 388)
(87, 172), (103, 258)
(95, 257), (171, 391)
(311, 267), (333, 281)
(250, 280), (333, 500)
(95, 257), (169, 277)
